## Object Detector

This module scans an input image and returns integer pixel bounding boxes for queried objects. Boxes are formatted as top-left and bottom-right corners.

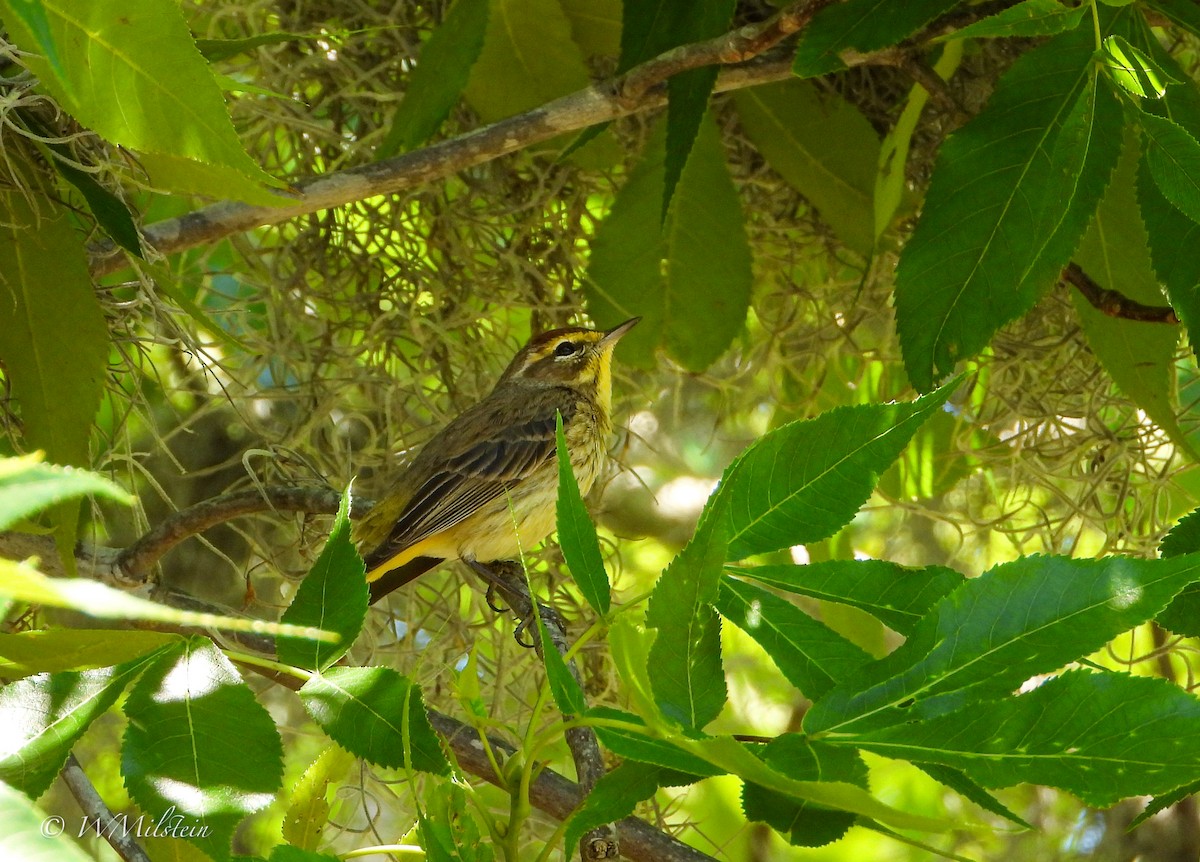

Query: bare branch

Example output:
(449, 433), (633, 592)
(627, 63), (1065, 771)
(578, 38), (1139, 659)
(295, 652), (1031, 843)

(1063, 262), (1179, 325)
(88, 1), (837, 277)
(62, 753), (153, 862)
(115, 484), (355, 581)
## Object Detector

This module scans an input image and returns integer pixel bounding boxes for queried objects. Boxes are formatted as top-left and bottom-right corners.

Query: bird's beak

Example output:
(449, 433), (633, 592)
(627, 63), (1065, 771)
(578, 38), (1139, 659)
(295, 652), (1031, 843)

(601, 317), (640, 347)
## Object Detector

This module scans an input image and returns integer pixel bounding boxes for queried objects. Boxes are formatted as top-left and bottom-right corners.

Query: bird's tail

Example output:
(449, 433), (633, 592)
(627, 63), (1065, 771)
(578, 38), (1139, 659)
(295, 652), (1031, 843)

(367, 556), (441, 604)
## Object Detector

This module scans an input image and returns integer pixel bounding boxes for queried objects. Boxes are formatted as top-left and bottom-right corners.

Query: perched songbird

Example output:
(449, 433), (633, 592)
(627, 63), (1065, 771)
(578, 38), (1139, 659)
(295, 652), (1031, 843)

(355, 318), (639, 603)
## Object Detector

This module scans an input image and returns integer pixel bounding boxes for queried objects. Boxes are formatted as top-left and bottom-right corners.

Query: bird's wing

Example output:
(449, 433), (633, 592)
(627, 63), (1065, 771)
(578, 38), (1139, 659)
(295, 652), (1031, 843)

(362, 392), (575, 569)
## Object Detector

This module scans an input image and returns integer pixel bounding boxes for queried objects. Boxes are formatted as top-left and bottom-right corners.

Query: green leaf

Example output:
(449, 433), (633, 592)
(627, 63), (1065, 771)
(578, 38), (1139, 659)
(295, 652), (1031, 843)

(849, 670), (1200, 807)
(268, 848), (341, 862)
(463, 0), (590, 124)
(567, 0), (690, 161)
(122, 638), (284, 859)
(559, 0), (621, 57)
(606, 617), (663, 723)
(734, 80), (879, 255)
(742, 735), (867, 848)
(618, 0), (686, 70)
(1150, 0), (1200, 37)
(4, 0), (281, 189)
(419, 782), (495, 862)
(1139, 147), (1200, 358)
(538, 620), (586, 715)
(875, 42), (962, 241)
(1125, 29), (1200, 358)
(135, 151), (293, 207)
(281, 744), (356, 852)
(916, 763), (1032, 828)
(1163, 509), (1200, 557)
(0, 188), (108, 551)
(644, 501), (729, 730)
(277, 486), (367, 671)
(1129, 778), (1200, 830)
(299, 666), (450, 774)
(0, 454), (132, 531)
(1140, 110), (1200, 226)
(663, 70), (720, 221)
(1071, 132), (1189, 453)
(937, 0), (1087, 40)
(678, 735), (949, 832)
(0, 657), (158, 796)
(895, 27), (1124, 390)
(0, 629), (178, 679)
(0, 0), (67, 84)
(564, 761), (692, 851)
(586, 116), (752, 372)
(0, 188), (109, 560)
(876, 406), (981, 500)
(378, 0), (489, 159)
(727, 560), (964, 637)
(1156, 508), (1200, 636)
(716, 576), (872, 700)
(0, 558), (338, 641)
(659, 0), (733, 218)
(54, 159), (143, 257)
(588, 706), (725, 777)
(707, 379), (957, 561)
(10, 103), (148, 258)
(804, 553), (1200, 735)
(1101, 34), (1175, 100)
(555, 413), (609, 615)
(418, 809), (458, 862)
(793, 0), (962, 77)
(194, 32), (310, 62)
(0, 779), (95, 862)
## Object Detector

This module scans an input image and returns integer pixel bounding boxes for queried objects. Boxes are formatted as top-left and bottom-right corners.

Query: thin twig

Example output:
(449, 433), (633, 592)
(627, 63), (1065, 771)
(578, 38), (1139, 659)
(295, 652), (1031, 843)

(1063, 261), (1179, 324)
(115, 484), (359, 581)
(61, 753), (154, 862)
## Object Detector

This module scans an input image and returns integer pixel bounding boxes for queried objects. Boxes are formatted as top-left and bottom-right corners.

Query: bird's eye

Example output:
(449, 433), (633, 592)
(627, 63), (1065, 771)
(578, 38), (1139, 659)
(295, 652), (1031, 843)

(554, 341), (578, 357)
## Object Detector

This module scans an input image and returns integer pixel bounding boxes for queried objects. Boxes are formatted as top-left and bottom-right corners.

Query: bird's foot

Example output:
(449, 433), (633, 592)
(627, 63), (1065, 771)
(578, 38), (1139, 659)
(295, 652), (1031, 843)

(466, 559), (563, 649)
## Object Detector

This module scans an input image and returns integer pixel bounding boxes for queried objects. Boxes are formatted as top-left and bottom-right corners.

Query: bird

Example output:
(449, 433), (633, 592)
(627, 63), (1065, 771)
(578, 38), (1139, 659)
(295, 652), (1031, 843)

(355, 317), (639, 604)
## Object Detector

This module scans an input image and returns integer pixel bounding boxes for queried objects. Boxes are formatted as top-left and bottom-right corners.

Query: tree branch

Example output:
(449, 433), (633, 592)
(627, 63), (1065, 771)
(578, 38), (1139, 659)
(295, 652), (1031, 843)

(241, 643), (715, 862)
(428, 710), (711, 862)
(115, 484), (356, 581)
(83, 0), (1026, 277)
(62, 753), (153, 862)
(87, 1), (837, 277)
(1063, 262), (1179, 325)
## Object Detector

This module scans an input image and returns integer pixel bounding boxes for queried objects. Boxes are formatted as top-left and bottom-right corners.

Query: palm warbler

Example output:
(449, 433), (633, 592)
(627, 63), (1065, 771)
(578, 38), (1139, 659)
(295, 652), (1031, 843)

(356, 318), (639, 603)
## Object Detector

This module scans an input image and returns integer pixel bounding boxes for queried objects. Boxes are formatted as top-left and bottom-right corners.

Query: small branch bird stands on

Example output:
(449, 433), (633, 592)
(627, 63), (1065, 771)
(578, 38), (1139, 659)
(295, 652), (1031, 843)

(355, 317), (639, 604)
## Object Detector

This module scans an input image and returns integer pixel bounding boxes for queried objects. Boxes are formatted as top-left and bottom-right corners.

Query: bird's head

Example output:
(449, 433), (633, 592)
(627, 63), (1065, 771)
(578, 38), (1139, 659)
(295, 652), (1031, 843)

(496, 318), (640, 400)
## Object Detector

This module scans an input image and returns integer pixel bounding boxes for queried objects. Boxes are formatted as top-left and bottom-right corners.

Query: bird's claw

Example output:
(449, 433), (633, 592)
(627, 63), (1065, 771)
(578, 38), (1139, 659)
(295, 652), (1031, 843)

(484, 581), (508, 614)
(513, 615), (537, 649)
